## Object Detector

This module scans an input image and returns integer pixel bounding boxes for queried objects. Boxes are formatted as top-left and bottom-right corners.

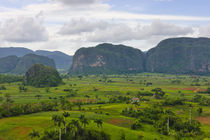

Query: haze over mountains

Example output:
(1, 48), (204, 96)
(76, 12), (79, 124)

(0, 47), (73, 70)
(1, 37), (210, 75)
(0, 54), (56, 74)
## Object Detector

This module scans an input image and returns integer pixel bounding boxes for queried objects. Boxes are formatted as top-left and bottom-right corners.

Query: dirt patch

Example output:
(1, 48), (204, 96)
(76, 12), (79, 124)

(196, 117), (210, 125)
(170, 87), (206, 93)
(69, 99), (97, 103)
(13, 127), (32, 135)
(0, 138), (4, 140)
(107, 118), (133, 127)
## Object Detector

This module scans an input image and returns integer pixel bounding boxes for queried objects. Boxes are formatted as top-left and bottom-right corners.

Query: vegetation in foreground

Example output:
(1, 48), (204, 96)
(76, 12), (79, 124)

(0, 73), (210, 139)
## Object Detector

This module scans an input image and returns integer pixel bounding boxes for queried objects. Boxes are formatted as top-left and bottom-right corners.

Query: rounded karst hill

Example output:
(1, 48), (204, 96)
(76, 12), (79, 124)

(25, 64), (62, 87)
(70, 43), (145, 74)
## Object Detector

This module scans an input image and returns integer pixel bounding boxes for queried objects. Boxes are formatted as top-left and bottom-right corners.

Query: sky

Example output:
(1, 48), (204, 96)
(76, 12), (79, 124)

(0, 0), (210, 55)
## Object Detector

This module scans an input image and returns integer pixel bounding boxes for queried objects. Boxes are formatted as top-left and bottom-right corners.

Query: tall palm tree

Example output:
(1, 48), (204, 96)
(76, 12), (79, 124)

(5, 93), (13, 111)
(94, 119), (103, 128)
(29, 130), (40, 139)
(63, 112), (70, 134)
(57, 115), (64, 140)
(70, 119), (80, 136)
(79, 115), (89, 128)
(52, 115), (59, 132)
(42, 130), (55, 139)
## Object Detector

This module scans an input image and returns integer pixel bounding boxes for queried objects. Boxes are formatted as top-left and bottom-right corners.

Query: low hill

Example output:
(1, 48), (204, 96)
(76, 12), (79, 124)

(70, 43), (145, 74)
(25, 64), (62, 87)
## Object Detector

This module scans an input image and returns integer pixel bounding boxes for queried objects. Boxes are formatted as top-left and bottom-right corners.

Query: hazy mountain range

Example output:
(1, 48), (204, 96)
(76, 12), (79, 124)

(1, 37), (210, 75)
(0, 47), (73, 70)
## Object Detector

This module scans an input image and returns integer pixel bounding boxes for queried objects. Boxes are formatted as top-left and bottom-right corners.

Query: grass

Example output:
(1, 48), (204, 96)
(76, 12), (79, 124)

(0, 73), (210, 139)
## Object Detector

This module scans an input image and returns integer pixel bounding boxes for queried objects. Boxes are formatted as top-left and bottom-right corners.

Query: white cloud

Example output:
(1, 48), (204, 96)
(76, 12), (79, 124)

(54, 0), (101, 6)
(0, 0), (210, 55)
(60, 19), (193, 42)
(198, 25), (210, 37)
(59, 18), (109, 35)
(0, 16), (48, 43)
(141, 20), (193, 36)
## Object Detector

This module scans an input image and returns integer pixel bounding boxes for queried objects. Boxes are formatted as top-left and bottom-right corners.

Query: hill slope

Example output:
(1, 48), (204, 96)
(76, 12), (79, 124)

(35, 50), (72, 69)
(0, 47), (33, 58)
(146, 37), (210, 74)
(0, 47), (72, 70)
(70, 43), (145, 74)
(12, 54), (56, 74)
(0, 56), (19, 73)
(25, 64), (62, 87)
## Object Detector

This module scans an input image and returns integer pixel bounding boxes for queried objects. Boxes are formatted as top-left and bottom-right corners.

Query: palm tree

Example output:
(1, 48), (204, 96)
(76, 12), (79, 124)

(35, 95), (42, 103)
(79, 115), (89, 128)
(70, 119), (80, 136)
(94, 119), (103, 128)
(29, 130), (40, 139)
(56, 115), (64, 140)
(52, 115), (59, 132)
(63, 112), (70, 134)
(81, 118), (89, 128)
(5, 93), (13, 111)
(42, 130), (55, 139)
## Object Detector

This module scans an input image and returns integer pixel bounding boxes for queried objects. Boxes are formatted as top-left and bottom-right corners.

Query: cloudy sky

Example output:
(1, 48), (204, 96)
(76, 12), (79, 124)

(0, 0), (210, 55)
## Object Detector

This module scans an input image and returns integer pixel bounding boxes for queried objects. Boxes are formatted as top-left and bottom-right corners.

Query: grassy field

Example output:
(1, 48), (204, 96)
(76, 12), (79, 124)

(0, 73), (210, 139)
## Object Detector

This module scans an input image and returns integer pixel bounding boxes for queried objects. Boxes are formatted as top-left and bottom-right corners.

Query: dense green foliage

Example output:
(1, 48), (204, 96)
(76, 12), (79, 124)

(70, 43), (145, 74)
(0, 101), (57, 118)
(0, 73), (210, 140)
(0, 74), (23, 83)
(34, 113), (110, 140)
(25, 64), (62, 87)
(122, 107), (201, 137)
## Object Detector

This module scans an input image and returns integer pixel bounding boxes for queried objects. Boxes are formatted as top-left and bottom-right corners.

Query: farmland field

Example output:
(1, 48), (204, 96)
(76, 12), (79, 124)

(0, 73), (210, 140)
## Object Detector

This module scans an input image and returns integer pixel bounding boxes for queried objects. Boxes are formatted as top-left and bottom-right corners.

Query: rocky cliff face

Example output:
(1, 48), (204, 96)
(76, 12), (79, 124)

(146, 37), (210, 74)
(70, 43), (145, 74)
(70, 38), (210, 75)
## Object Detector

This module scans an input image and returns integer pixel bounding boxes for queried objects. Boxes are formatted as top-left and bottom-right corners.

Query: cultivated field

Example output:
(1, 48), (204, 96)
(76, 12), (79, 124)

(0, 73), (210, 140)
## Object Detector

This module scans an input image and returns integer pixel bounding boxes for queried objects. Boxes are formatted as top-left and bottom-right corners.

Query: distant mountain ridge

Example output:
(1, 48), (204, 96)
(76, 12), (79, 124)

(35, 50), (72, 70)
(0, 54), (55, 74)
(0, 56), (20, 73)
(0, 47), (72, 70)
(70, 37), (210, 75)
